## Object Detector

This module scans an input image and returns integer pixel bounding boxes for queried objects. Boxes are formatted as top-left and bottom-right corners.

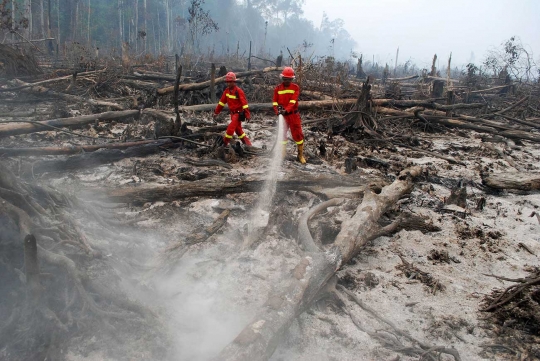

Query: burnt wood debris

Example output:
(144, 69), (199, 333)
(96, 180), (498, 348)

(1, 42), (539, 361)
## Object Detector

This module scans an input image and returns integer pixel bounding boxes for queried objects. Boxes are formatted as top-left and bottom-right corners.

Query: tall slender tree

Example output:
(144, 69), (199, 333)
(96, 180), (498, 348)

(118, 0), (123, 50)
(87, 0), (91, 45)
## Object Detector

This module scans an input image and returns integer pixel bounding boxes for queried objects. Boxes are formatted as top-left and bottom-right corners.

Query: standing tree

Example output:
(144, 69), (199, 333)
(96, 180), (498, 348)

(251, 0), (304, 25)
(484, 36), (538, 82)
(187, 0), (218, 54)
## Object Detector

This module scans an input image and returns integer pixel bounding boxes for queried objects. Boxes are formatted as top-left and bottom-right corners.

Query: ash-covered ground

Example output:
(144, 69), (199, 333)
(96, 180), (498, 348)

(2, 106), (540, 361)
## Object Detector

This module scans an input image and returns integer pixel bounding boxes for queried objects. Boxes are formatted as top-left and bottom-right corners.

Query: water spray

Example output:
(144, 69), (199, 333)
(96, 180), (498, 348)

(243, 115), (286, 248)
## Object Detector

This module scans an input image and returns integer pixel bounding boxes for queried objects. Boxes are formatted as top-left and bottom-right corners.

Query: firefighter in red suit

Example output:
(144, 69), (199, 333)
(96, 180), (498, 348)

(213, 72), (252, 146)
(273, 67), (306, 164)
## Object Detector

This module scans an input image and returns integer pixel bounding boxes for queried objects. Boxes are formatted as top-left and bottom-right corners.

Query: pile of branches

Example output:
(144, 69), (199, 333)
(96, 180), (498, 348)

(480, 267), (540, 359)
(0, 44), (42, 77)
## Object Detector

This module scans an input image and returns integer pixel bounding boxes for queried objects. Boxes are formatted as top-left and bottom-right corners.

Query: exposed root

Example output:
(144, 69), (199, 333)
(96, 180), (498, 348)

(395, 254), (446, 294)
(0, 162), (166, 359)
(297, 198), (344, 252)
(336, 284), (462, 361)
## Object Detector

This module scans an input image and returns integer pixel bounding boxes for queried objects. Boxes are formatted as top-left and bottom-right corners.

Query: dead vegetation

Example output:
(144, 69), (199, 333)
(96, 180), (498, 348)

(480, 267), (540, 360)
(0, 46), (540, 361)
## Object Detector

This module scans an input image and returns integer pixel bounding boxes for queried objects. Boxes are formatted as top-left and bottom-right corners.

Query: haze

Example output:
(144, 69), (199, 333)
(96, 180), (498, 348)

(301, 0), (540, 67)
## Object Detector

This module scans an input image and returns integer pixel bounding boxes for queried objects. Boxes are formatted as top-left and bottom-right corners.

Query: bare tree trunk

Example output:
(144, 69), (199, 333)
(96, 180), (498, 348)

(87, 0), (91, 45)
(135, 0), (138, 53)
(157, 8), (161, 53)
(39, 0), (45, 37)
(394, 47), (399, 77)
(57, 0), (60, 47)
(143, 0), (147, 53)
(24, 0), (32, 39)
(165, 0), (171, 52)
(75, 0), (80, 41)
(69, 0), (76, 42)
(152, 19), (156, 54)
(47, 0), (51, 37)
(210, 63), (216, 103)
(430, 53), (437, 76)
(11, 0), (16, 42)
(118, 0), (123, 52)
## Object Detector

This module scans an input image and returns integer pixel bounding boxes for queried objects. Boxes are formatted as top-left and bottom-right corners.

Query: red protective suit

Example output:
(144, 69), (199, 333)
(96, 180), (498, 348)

(272, 82), (304, 145)
(214, 85), (252, 146)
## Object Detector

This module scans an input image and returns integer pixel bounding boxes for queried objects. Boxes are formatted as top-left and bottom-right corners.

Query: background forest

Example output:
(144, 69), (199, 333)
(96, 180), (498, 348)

(0, 0), (355, 61)
(2, 0), (538, 83)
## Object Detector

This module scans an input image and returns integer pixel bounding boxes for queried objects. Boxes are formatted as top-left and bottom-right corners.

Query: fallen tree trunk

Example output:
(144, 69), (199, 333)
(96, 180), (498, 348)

(0, 70), (105, 93)
(129, 71), (178, 82)
(176, 98), (480, 113)
(0, 139), (163, 156)
(0, 110), (140, 138)
(82, 172), (381, 204)
(157, 67), (284, 95)
(11, 79), (124, 110)
(469, 85), (511, 94)
(375, 107), (540, 143)
(24, 139), (178, 175)
(481, 171), (540, 191)
(496, 113), (540, 129)
(215, 167), (423, 361)
(386, 75), (419, 82)
(424, 75), (461, 83)
(176, 99), (357, 113)
(424, 116), (540, 143)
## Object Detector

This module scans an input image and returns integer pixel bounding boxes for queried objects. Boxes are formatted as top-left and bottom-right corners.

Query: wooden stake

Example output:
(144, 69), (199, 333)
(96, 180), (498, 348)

(24, 234), (40, 300)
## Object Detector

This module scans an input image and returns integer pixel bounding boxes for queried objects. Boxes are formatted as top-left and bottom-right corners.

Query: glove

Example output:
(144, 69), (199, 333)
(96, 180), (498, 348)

(212, 113), (218, 120)
(277, 106), (284, 115)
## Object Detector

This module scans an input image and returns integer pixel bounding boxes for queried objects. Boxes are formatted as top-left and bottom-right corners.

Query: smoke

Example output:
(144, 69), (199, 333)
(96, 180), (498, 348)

(153, 244), (253, 361)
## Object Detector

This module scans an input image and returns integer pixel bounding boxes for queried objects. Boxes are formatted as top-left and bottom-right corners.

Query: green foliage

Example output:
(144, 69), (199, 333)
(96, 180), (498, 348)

(483, 36), (538, 82)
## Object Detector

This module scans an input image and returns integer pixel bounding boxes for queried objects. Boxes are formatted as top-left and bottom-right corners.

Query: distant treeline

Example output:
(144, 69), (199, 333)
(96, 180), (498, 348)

(1, 0), (356, 59)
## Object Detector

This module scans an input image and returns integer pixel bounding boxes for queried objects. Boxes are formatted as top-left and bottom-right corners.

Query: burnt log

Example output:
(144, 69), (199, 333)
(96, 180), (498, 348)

(157, 67), (283, 95)
(10, 79), (124, 109)
(175, 99), (485, 113)
(376, 107), (540, 143)
(0, 139), (169, 156)
(24, 139), (178, 175)
(214, 167), (423, 361)
(24, 234), (41, 299)
(82, 172), (381, 204)
(0, 70), (105, 92)
(0, 110), (139, 138)
(482, 172), (540, 191)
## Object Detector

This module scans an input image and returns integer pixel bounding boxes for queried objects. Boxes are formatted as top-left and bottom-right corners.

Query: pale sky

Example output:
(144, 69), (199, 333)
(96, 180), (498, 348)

(301, 0), (540, 67)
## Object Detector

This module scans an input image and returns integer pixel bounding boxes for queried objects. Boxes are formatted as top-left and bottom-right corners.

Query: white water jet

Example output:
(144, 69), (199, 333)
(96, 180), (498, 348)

(244, 115), (285, 247)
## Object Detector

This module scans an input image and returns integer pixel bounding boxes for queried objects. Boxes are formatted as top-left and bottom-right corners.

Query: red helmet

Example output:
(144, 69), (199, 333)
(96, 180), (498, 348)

(280, 67), (295, 79)
(225, 72), (236, 82)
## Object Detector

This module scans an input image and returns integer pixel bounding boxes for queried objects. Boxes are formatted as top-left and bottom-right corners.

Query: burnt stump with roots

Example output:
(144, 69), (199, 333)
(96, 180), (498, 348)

(0, 162), (168, 360)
